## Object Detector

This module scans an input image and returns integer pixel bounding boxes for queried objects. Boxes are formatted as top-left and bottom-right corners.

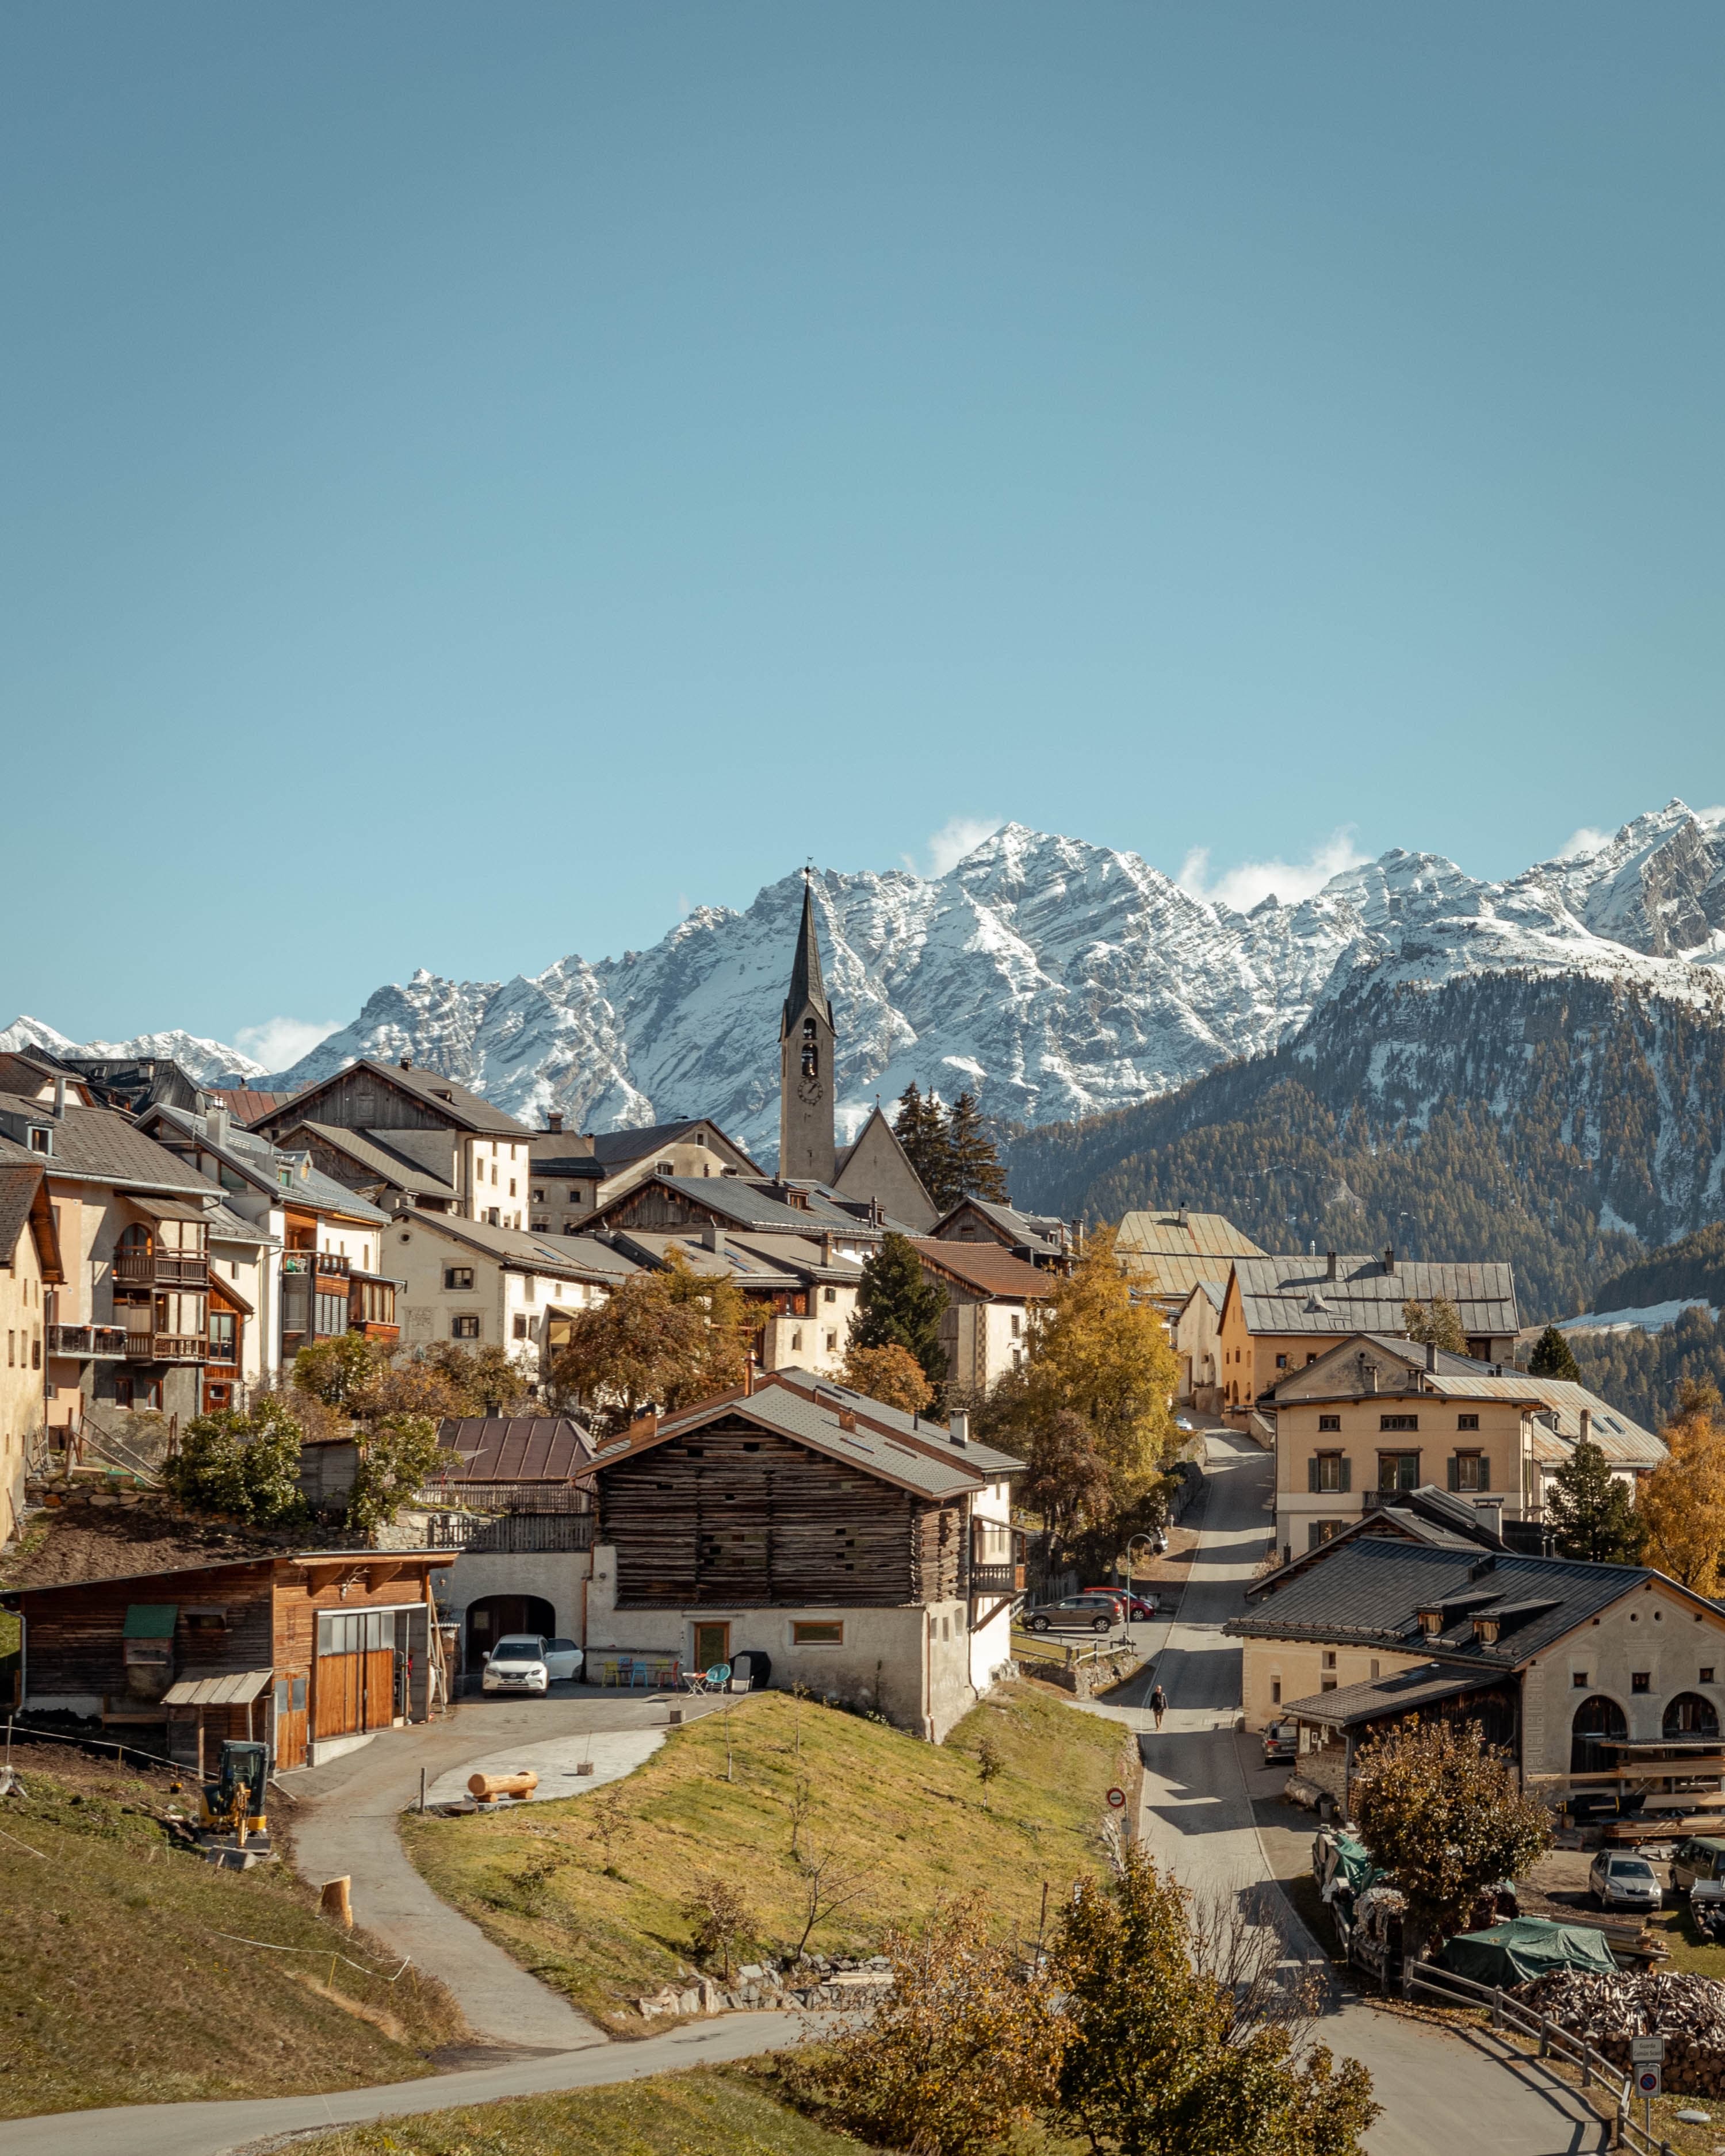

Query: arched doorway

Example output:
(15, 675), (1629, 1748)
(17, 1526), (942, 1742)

(465, 1593), (556, 1668)
(1571, 1693), (1628, 1774)
(1664, 1692), (1720, 1738)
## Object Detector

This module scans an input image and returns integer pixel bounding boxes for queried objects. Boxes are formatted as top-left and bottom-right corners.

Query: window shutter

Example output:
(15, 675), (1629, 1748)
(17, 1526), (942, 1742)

(1448, 1457), (1459, 1491)
(1308, 1457), (1319, 1493)
(1339, 1457), (1351, 1492)
(1477, 1457), (1489, 1491)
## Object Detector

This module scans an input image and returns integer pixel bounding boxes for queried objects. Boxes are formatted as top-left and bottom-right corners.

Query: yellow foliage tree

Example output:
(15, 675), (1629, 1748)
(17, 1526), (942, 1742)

(1638, 1380), (1725, 1593)
(1022, 1224), (1177, 1513)
(840, 1341), (934, 1415)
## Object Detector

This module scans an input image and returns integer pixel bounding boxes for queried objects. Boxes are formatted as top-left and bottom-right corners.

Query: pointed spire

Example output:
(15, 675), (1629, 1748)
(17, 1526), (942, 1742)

(781, 870), (832, 1034)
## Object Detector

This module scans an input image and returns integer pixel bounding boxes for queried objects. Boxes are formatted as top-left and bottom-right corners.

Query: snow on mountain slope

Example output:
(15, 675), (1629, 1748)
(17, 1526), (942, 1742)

(0, 1015), (264, 1085)
(12, 801), (1725, 1158)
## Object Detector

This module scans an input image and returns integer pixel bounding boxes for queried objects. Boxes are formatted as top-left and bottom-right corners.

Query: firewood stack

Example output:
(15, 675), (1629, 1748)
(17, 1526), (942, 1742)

(1514, 1968), (1725, 2096)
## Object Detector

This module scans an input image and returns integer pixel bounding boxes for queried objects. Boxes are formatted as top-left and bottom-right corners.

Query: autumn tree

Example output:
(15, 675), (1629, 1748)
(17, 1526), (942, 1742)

(1546, 1436), (1643, 1564)
(1528, 1324), (1583, 1383)
(850, 1231), (948, 1385)
(550, 1251), (753, 1430)
(1022, 1226), (1177, 1513)
(791, 1895), (1066, 2156)
(840, 1341), (934, 1415)
(1350, 1718), (1552, 1951)
(1019, 1407), (1112, 1563)
(680, 1874), (756, 1982)
(1054, 1844), (1377, 2156)
(1637, 1378), (1725, 1593)
(293, 1332), (386, 1407)
(1401, 1297), (1468, 1355)
(426, 1342), (534, 1416)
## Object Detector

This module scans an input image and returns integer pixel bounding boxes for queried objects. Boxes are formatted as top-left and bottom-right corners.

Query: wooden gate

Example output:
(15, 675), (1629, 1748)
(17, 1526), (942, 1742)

(313, 1610), (407, 1741)
(274, 1673), (308, 1767)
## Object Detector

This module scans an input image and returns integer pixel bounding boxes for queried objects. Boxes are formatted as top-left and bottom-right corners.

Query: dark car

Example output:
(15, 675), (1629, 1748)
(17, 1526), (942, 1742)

(1263, 1719), (1299, 1766)
(1024, 1595), (1119, 1634)
(1081, 1587), (1158, 1622)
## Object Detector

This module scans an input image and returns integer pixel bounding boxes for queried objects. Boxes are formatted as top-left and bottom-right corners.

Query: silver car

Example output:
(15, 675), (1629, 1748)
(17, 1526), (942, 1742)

(1588, 1851), (1663, 1913)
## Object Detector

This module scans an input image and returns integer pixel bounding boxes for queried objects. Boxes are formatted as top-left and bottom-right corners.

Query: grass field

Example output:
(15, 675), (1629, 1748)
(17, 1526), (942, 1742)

(400, 1682), (1137, 2030)
(278, 2066), (877, 2156)
(0, 1745), (462, 2116)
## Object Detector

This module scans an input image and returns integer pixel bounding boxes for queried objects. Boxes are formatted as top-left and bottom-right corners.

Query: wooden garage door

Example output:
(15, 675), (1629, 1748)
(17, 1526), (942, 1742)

(315, 1611), (403, 1738)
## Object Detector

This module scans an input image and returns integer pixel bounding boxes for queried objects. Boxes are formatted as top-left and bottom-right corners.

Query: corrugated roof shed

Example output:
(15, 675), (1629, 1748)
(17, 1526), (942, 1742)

(435, 1416), (594, 1483)
(161, 1669), (274, 1707)
(1232, 1255), (1520, 1336)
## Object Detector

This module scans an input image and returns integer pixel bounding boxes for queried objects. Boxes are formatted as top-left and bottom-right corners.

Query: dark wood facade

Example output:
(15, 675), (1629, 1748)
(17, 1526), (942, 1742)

(597, 1414), (964, 1610)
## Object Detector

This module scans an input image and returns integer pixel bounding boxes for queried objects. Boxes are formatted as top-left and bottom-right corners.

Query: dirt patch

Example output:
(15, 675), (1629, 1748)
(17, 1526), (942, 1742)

(0, 1506), (284, 1589)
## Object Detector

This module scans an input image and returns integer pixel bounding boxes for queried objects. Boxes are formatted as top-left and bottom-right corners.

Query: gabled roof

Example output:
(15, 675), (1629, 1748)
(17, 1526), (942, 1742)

(400, 1212), (642, 1285)
(288, 1121), (458, 1201)
(590, 1380), (987, 1501)
(1253, 1484), (1504, 1593)
(1227, 1537), (1704, 1670)
(588, 1174), (885, 1240)
(139, 1104), (389, 1224)
(911, 1238), (1054, 1302)
(1117, 1211), (1264, 1298)
(1, 1549), (454, 1604)
(1229, 1256), (1520, 1337)
(0, 1150), (63, 1282)
(598, 1228), (862, 1288)
(434, 1416), (595, 1483)
(1279, 1661), (1506, 1729)
(274, 1058), (530, 1138)
(579, 1120), (762, 1174)
(781, 877), (832, 1034)
(0, 1098), (221, 1201)
(758, 1365), (1026, 1477)
(933, 1197), (1068, 1258)
(528, 1147), (606, 1181)
(1177, 1279), (1227, 1318)
(211, 1089), (299, 1125)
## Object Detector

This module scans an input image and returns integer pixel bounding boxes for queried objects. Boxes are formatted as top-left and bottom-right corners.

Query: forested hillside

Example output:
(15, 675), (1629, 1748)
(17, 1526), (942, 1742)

(1567, 1309), (1725, 1435)
(1006, 972), (1725, 1322)
(1590, 1223), (1725, 1313)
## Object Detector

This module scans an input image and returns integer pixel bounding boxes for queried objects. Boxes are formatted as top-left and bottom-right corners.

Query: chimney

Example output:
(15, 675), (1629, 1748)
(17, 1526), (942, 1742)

(743, 1358), (755, 1397)
(1326, 1250), (1338, 1281)
(548, 1110), (564, 1135)
(1383, 1246), (1396, 1274)
(838, 1407), (858, 1433)
(949, 1410), (970, 1448)
(1579, 1407), (1592, 1445)
(399, 1054), (413, 1071)
(52, 1075), (66, 1120)
(701, 1223), (725, 1257)
(1425, 1341), (1437, 1372)
(820, 1231), (834, 1266)
(1176, 1205), (1189, 1228)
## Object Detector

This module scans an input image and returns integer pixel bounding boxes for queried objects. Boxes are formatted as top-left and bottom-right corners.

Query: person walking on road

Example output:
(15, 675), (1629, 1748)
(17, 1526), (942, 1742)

(1150, 1683), (1167, 1729)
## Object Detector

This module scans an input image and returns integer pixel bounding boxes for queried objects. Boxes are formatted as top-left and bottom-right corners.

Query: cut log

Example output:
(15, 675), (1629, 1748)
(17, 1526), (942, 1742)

(468, 1770), (538, 1801)
(320, 1875), (352, 1929)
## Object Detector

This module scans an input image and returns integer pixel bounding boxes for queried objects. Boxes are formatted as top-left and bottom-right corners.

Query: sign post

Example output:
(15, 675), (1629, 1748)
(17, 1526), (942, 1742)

(1631, 2034), (1664, 2139)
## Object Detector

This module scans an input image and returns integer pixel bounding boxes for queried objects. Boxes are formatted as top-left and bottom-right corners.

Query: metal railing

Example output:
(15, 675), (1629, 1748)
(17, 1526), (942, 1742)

(47, 1323), (128, 1358)
(1403, 1958), (1665, 2153)
(424, 1512), (594, 1553)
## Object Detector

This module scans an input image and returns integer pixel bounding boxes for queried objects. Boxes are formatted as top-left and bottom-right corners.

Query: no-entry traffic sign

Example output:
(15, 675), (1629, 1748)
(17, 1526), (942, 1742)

(1106, 1787), (1127, 1810)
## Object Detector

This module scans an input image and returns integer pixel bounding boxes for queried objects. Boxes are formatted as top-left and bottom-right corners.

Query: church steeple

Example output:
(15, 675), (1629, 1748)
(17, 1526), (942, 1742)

(779, 871), (837, 1184)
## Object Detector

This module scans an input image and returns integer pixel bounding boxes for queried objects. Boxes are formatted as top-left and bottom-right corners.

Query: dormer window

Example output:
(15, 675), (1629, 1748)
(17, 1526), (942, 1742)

(1472, 1615), (1501, 1645)
(26, 1126), (51, 1155)
(1417, 1607), (1445, 1638)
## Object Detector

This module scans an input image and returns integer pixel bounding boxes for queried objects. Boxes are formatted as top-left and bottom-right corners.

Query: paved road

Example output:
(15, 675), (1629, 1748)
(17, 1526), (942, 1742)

(283, 1685), (735, 2050)
(0, 2011), (819, 2156)
(1101, 1429), (1608, 2156)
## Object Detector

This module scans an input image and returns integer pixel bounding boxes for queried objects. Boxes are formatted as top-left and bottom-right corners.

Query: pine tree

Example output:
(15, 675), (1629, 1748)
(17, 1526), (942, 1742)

(946, 1090), (1011, 1204)
(893, 1083), (959, 1213)
(849, 1231), (948, 1384)
(1546, 1438), (1643, 1564)
(1528, 1324), (1582, 1383)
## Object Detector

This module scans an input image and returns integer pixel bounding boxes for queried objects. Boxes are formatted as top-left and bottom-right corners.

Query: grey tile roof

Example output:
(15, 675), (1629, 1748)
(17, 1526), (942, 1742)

(591, 1381), (988, 1501)
(1, 1099), (220, 1198)
(434, 1416), (595, 1482)
(529, 1232), (651, 1285)
(0, 1158), (43, 1266)
(936, 1198), (1068, 1253)
(1227, 1537), (1660, 1669)
(290, 1122), (457, 1200)
(407, 1213), (642, 1284)
(598, 1228), (860, 1287)
(1280, 1660), (1505, 1728)
(282, 1058), (530, 1136)
(143, 1103), (391, 1223)
(760, 1366), (1026, 1477)
(1233, 1256), (1520, 1337)
(582, 1121), (759, 1171)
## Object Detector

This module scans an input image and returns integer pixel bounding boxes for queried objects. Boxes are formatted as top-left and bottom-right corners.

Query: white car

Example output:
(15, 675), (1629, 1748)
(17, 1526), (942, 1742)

(481, 1635), (551, 1696)
(543, 1637), (584, 1683)
(1588, 1851), (1663, 1913)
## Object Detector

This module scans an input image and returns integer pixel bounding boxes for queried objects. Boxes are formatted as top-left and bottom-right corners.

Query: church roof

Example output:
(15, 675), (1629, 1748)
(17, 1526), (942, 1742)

(781, 877), (832, 1035)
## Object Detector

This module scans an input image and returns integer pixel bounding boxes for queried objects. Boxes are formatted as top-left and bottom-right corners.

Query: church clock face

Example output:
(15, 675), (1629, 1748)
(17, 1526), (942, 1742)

(797, 1073), (824, 1106)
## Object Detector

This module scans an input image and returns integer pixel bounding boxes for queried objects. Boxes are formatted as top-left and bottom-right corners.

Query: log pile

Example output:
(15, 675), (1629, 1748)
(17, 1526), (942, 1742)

(1514, 1967), (1725, 2096)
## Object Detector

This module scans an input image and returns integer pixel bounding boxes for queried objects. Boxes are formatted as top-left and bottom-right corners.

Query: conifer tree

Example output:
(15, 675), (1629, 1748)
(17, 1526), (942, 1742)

(1546, 1437), (1643, 1564)
(946, 1090), (1011, 1204)
(894, 1083), (960, 1212)
(850, 1231), (949, 1384)
(1528, 1324), (1583, 1383)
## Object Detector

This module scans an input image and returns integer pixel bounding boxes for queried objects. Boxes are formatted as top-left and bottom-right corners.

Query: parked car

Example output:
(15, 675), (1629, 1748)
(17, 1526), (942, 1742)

(481, 1634), (551, 1695)
(1588, 1851), (1664, 1913)
(1263, 1720), (1300, 1766)
(543, 1638), (584, 1682)
(1081, 1587), (1158, 1621)
(1024, 1596), (1119, 1634)
(1673, 1836), (1725, 1893)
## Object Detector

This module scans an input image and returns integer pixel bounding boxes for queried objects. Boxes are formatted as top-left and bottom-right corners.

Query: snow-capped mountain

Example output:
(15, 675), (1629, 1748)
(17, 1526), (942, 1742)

(0, 1016), (266, 1086)
(11, 801), (1725, 1162)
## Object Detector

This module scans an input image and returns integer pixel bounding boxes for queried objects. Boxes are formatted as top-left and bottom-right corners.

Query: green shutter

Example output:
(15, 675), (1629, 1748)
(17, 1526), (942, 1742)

(1339, 1457), (1351, 1492)
(1448, 1457), (1460, 1492)
(1477, 1456), (1489, 1491)
(1308, 1457), (1319, 1492)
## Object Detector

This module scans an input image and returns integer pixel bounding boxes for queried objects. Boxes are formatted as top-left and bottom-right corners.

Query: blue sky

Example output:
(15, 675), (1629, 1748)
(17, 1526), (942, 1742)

(6, 4), (1724, 1063)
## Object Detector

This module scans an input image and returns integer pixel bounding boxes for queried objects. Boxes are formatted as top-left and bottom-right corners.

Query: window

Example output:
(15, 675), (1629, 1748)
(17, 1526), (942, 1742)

(792, 1621), (843, 1646)
(531, 1188), (544, 1204)
(491, 1163), (498, 1186)
(1275, 1354), (1288, 1370)
(656, 1161), (674, 1174)
(823, 1286), (836, 1304)
(1010, 1312), (1022, 1338)
(5, 1332), (10, 1367)
(1458, 1413), (1480, 1431)
(26, 1125), (51, 1155)
(532, 1219), (549, 1234)
(1370, 1659), (1380, 1679)
(1451, 1452), (1489, 1493)
(1320, 1673), (1337, 1692)
(525, 1277), (535, 1302)
(824, 1330), (838, 1352)
(30, 1336), (40, 1369)
(209, 1313), (238, 1363)
(1271, 1678), (1282, 1705)
(790, 1328), (803, 1351)
(1632, 1672), (1651, 1694)
(1307, 1520), (1342, 1548)
(508, 1180), (517, 1197)
(1573, 1671), (1590, 1688)
(444, 1267), (475, 1290)
(1318, 1414), (1341, 1433)
(1322, 1650), (1336, 1669)
(513, 1314), (529, 1339)
(1704, 1668), (1716, 1685)
(1380, 1414), (1418, 1432)
(1378, 1451), (1420, 1492)
(452, 1313), (480, 1340)
(1309, 1452), (1349, 1492)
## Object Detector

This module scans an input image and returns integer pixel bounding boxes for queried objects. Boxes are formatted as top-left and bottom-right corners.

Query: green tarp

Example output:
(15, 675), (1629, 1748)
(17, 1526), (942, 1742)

(1438, 1918), (1617, 1987)
(1331, 1835), (1376, 1895)
(123, 1604), (178, 1639)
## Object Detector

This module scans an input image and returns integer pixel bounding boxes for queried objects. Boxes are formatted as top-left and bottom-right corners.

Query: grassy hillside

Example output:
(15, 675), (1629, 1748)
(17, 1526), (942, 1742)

(278, 2067), (877, 2156)
(401, 1683), (1134, 2031)
(0, 1744), (461, 2117)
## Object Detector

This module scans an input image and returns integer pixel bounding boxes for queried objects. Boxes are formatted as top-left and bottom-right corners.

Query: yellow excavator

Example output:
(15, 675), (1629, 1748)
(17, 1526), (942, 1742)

(196, 1740), (270, 1847)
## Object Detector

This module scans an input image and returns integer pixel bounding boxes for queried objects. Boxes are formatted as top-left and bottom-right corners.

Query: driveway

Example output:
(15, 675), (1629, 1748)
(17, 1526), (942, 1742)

(281, 1685), (737, 2051)
(1100, 1430), (1608, 2156)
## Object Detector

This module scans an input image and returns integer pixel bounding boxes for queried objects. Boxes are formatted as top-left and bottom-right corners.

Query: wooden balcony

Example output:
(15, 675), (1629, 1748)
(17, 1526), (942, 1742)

(124, 1334), (206, 1363)
(282, 1251), (350, 1278)
(969, 1562), (1026, 1596)
(48, 1323), (129, 1359)
(113, 1253), (208, 1289)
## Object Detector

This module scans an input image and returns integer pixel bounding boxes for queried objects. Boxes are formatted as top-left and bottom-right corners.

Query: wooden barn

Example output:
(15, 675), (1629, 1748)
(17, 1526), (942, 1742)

(585, 1372), (1022, 1741)
(3, 1547), (453, 1771)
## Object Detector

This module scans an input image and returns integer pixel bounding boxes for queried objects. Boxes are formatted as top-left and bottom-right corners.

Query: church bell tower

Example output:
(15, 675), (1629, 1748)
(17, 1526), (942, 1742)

(779, 872), (837, 1184)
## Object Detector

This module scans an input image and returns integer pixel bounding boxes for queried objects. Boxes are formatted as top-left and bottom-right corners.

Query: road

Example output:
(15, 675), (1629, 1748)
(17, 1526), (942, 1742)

(1100, 1428), (1607, 2156)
